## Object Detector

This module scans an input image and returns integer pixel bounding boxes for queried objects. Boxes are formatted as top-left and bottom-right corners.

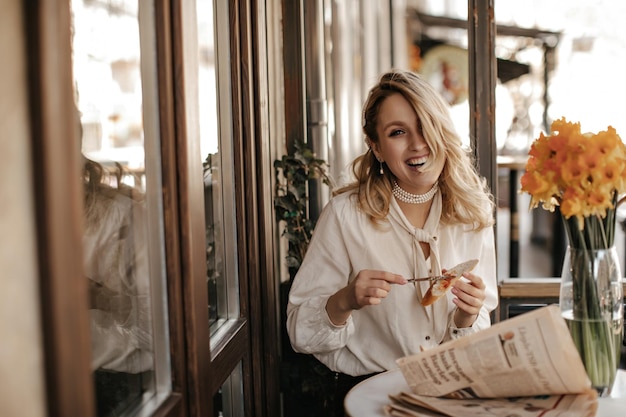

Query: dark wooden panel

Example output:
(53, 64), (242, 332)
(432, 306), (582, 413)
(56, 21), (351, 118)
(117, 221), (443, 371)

(24, 1), (95, 416)
(227, 0), (247, 347)
(170, 1), (213, 415)
(226, 1), (256, 415)
(236, 0), (282, 415)
(281, 0), (306, 154)
(207, 320), (249, 394)
(247, 0), (282, 414)
(153, 1), (187, 416)
(468, 0), (497, 191)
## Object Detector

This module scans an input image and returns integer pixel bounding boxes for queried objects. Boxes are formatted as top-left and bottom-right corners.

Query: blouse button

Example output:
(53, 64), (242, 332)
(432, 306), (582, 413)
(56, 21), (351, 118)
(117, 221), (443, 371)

(425, 335), (431, 341)
(453, 330), (459, 335)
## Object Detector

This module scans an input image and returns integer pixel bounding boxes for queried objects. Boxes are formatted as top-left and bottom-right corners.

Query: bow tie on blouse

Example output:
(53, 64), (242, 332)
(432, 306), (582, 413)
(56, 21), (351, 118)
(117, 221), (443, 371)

(389, 194), (449, 339)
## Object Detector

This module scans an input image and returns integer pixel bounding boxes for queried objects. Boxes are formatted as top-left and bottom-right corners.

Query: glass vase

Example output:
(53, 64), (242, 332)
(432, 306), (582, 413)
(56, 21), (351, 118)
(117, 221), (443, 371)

(559, 246), (624, 397)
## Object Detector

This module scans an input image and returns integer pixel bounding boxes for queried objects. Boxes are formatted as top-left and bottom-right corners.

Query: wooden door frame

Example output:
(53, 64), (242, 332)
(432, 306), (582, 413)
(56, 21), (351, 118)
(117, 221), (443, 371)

(24, 2), (95, 415)
(29, 0), (282, 415)
(236, 0), (282, 414)
(28, 1), (185, 416)
(169, 0), (281, 415)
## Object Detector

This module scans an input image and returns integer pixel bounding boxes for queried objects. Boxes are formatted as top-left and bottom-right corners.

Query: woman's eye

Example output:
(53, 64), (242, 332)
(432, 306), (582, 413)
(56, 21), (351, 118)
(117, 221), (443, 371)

(389, 129), (405, 137)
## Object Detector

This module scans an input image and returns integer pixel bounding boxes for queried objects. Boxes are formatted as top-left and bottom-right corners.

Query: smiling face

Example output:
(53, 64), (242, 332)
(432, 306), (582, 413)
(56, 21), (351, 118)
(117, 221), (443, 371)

(370, 93), (445, 194)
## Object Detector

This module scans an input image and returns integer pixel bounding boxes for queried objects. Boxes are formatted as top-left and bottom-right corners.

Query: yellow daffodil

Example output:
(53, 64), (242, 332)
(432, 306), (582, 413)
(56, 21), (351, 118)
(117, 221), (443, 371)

(521, 117), (626, 230)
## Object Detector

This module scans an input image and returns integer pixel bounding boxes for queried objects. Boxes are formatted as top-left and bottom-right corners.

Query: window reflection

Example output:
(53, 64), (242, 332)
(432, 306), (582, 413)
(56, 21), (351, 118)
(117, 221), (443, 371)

(197, 0), (228, 332)
(83, 155), (154, 416)
(71, 0), (169, 415)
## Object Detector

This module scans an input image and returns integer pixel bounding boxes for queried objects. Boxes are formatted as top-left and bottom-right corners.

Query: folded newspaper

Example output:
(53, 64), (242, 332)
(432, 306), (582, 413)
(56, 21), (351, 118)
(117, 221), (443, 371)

(387, 305), (598, 417)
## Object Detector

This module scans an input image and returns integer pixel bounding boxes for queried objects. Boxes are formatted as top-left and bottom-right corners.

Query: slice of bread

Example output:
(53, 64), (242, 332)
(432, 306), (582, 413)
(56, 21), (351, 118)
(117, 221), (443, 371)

(421, 259), (479, 307)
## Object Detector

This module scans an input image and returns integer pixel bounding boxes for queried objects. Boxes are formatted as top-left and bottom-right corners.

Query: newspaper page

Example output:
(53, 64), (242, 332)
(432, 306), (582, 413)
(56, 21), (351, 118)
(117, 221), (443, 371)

(384, 390), (598, 417)
(396, 305), (592, 399)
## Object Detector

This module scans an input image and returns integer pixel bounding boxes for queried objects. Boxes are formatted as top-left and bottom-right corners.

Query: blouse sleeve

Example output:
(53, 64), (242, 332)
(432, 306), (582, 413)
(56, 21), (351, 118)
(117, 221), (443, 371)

(286, 198), (356, 354)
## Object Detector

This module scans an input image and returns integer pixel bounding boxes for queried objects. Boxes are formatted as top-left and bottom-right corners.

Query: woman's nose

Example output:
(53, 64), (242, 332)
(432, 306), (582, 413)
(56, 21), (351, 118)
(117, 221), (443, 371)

(409, 132), (427, 150)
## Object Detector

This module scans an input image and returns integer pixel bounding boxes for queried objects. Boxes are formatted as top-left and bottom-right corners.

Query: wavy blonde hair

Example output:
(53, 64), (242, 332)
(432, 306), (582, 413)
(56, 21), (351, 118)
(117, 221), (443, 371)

(334, 69), (495, 230)
(77, 101), (142, 230)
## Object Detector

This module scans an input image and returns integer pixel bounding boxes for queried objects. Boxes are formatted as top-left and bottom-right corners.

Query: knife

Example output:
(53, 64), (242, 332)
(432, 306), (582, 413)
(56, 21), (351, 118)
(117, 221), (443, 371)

(405, 275), (446, 283)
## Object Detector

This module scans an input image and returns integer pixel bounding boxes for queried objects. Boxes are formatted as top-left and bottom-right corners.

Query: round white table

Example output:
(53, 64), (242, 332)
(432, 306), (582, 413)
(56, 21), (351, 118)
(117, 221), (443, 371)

(344, 369), (626, 416)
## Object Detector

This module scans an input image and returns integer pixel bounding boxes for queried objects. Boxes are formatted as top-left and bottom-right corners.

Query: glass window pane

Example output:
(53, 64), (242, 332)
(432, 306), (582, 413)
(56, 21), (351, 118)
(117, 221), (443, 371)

(213, 362), (244, 417)
(71, 1), (171, 415)
(196, 0), (239, 335)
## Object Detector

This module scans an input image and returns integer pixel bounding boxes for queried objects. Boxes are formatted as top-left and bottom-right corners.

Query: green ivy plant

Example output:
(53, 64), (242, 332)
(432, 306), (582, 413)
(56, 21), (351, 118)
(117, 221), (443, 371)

(274, 140), (333, 279)
(274, 140), (337, 416)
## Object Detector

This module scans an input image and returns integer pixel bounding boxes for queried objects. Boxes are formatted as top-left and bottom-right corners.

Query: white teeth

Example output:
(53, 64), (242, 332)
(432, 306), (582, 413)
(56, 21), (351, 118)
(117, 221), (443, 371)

(408, 157), (428, 166)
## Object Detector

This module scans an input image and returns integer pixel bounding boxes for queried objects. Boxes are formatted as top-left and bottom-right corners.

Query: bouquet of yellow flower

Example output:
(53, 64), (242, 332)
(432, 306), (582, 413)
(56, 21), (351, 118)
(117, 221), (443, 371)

(521, 117), (626, 396)
(521, 117), (626, 244)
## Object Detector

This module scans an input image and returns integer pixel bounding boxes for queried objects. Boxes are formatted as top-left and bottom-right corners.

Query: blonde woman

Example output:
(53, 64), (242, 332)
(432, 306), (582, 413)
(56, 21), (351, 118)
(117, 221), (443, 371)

(287, 69), (498, 414)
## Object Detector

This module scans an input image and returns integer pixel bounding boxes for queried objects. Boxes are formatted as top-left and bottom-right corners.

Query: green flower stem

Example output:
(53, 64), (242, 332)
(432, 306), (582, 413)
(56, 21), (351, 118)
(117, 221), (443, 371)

(562, 205), (622, 394)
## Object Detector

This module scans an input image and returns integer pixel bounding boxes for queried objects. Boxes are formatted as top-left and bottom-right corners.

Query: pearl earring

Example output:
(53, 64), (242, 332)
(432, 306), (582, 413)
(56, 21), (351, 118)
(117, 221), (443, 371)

(379, 160), (384, 175)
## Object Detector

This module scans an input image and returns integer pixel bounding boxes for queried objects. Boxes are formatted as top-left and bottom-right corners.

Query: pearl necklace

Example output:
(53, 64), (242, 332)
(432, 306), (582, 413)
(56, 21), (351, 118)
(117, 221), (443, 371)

(392, 181), (438, 204)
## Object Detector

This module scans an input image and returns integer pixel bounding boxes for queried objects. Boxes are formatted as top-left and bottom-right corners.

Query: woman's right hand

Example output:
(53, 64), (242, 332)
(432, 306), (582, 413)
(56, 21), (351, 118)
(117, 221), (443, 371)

(325, 270), (406, 325)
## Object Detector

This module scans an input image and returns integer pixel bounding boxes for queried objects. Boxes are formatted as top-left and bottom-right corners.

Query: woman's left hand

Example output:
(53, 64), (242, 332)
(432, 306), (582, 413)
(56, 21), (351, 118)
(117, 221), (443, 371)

(451, 272), (486, 328)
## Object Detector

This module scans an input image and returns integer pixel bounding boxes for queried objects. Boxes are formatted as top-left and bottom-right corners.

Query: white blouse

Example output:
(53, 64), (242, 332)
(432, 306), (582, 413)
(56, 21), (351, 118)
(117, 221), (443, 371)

(84, 192), (153, 373)
(286, 191), (498, 376)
